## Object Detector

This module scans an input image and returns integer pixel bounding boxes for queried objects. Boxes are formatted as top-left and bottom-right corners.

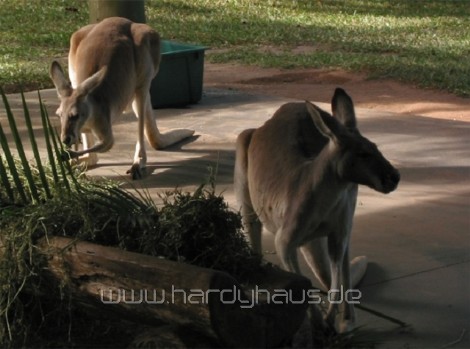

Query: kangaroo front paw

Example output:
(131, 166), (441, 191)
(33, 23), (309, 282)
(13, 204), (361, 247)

(127, 163), (146, 180)
(60, 149), (79, 161)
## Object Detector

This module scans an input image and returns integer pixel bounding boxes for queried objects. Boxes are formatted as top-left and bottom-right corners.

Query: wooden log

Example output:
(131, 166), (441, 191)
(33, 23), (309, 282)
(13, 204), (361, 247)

(38, 236), (311, 348)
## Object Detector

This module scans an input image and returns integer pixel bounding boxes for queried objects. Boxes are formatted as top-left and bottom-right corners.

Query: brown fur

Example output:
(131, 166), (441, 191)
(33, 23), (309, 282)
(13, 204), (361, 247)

(234, 88), (400, 333)
(50, 17), (194, 179)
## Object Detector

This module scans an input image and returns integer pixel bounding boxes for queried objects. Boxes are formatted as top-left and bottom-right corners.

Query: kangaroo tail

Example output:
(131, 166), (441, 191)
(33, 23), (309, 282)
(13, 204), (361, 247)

(144, 111), (194, 150)
(234, 128), (256, 206)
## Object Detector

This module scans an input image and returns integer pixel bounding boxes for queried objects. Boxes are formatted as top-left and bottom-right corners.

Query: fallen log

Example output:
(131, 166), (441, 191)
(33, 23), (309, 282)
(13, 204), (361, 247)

(38, 236), (312, 348)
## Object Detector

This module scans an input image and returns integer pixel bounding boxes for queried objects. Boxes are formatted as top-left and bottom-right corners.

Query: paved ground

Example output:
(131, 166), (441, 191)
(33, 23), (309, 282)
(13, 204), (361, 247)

(2, 87), (469, 348)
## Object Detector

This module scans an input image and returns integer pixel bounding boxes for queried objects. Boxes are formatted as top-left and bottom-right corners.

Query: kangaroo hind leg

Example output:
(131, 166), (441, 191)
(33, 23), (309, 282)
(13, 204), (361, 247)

(143, 98), (194, 150)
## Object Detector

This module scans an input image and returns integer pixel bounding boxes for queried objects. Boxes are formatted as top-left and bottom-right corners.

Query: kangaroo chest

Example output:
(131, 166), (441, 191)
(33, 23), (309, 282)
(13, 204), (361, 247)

(257, 181), (358, 244)
(299, 185), (358, 242)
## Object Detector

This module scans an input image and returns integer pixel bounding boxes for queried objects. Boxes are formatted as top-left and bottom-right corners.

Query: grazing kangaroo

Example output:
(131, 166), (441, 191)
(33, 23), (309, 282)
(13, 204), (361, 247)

(50, 17), (194, 179)
(234, 88), (400, 332)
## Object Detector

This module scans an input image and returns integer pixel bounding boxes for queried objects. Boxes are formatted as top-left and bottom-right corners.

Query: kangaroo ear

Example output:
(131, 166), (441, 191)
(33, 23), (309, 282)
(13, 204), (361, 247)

(76, 66), (107, 97)
(306, 101), (337, 142)
(50, 61), (72, 98)
(332, 88), (356, 129)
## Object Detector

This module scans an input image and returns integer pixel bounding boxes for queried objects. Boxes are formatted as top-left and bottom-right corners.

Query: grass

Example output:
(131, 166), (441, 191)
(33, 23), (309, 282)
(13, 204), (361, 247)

(0, 0), (469, 96)
(0, 1), (88, 92)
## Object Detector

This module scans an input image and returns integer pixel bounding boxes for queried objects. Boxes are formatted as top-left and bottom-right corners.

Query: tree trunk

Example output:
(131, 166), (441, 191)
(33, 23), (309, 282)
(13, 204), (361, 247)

(38, 237), (311, 348)
(88, 0), (146, 23)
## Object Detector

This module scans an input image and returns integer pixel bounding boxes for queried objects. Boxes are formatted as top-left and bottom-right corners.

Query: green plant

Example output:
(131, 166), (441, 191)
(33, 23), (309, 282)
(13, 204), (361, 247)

(0, 88), (151, 346)
(0, 90), (261, 347)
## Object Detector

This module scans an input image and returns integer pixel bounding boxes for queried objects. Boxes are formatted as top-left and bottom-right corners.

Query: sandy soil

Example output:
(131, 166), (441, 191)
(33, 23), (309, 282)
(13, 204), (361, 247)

(204, 63), (470, 122)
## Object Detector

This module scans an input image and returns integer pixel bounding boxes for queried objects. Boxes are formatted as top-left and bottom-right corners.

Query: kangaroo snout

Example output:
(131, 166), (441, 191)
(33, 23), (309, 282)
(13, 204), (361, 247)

(62, 135), (75, 148)
(382, 168), (400, 193)
(62, 133), (79, 148)
(62, 135), (72, 147)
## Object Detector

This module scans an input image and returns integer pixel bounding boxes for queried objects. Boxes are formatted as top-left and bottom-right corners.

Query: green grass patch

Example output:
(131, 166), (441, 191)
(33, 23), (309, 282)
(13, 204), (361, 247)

(0, 0), (468, 95)
(0, 1), (88, 92)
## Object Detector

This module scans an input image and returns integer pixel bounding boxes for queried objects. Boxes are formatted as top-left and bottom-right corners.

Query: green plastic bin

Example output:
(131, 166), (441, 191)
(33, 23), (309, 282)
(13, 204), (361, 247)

(150, 40), (206, 108)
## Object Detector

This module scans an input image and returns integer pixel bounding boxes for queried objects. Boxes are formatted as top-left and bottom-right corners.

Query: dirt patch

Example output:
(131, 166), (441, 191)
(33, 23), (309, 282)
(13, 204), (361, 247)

(204, 63), (470, 122)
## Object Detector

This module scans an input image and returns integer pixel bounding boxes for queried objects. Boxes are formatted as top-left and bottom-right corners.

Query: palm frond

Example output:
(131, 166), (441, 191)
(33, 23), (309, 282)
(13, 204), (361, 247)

(0, 89), (28, 204)
(1, 89), (39, 203)
(21, 91), (51, 199)
(0, 155), (14, 203)
(38, 91), (59, 184)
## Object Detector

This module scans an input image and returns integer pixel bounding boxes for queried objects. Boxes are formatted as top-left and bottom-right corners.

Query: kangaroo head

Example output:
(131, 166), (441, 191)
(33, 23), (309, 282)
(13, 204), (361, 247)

(306, 88), (400, 194)
(49, 60), (105, 147)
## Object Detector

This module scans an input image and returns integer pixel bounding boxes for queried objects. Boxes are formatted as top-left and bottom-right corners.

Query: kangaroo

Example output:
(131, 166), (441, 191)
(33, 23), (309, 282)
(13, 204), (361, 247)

(49, 17), (194, 179)
(234, 88), (400, 333)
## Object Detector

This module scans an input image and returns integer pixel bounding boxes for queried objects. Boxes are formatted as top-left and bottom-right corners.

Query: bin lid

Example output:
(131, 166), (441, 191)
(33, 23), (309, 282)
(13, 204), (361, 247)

(161, 40), (207, 55)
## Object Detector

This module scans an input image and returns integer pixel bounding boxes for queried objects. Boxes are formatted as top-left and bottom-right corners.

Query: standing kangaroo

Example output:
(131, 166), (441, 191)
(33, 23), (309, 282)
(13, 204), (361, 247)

(234, 88), (400, 332)
(50, 17), (194, 179)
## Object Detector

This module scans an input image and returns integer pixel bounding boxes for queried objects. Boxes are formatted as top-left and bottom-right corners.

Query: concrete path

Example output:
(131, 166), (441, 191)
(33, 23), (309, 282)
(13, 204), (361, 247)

(2, 87), (469, 348)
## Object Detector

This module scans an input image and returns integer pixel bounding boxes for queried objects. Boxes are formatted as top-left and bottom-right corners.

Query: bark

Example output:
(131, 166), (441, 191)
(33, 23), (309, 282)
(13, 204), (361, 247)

(38, 236), (311, 348)
(88, 0), (146, 23)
